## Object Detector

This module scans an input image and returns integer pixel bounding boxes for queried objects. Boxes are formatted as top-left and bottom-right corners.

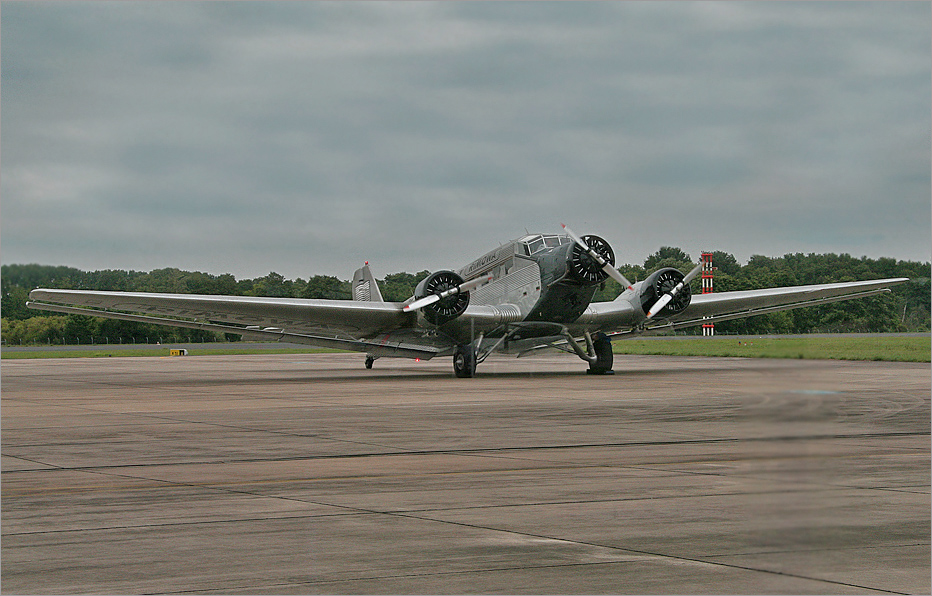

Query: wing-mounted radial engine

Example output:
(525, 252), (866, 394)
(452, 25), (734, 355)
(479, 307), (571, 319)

(638, 267), (693, 318)
(412, 271), (469, 325)
(404, 270), (492, 326)
(639, 260), (704, 320)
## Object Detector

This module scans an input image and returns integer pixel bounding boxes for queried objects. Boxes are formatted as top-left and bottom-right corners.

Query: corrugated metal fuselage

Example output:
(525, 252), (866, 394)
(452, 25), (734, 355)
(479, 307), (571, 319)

(447, 236), (600, 348)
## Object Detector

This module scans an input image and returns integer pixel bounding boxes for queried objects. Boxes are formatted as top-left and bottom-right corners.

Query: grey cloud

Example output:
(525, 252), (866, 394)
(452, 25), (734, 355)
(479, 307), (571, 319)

(2, 1), (928, 280)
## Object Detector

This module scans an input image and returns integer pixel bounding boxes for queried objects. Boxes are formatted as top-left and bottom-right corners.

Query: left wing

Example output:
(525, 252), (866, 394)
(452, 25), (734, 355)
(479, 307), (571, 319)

(579, 277), (909, 335)
(26, 289), (441, 359)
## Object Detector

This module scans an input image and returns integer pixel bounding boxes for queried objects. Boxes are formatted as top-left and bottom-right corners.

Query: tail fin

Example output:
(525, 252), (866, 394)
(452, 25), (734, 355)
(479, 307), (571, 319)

(352, 262), (384, 302)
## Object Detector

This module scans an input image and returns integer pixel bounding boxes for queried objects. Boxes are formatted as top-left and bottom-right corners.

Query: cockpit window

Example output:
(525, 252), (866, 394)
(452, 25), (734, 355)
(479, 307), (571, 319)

(521, 234), (567, 256)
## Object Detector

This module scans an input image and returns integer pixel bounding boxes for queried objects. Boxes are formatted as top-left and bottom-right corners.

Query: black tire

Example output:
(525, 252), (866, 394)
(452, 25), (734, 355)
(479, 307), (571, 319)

(453, 345), (477, 378)
(364, 356), (375, 369)
(587, 335), (614, 375)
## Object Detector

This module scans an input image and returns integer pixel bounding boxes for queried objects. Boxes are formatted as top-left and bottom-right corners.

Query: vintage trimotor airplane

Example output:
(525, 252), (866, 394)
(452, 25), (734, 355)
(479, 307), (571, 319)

(27, 225), (908, 377)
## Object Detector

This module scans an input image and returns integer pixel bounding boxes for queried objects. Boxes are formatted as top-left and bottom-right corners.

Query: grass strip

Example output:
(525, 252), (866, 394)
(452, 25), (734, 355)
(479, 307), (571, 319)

(611, 336), (930, 362)
(3, 337), (929, 362)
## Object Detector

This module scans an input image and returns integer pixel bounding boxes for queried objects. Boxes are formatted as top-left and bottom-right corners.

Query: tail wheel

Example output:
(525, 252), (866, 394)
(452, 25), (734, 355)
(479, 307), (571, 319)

(453, 345), (477, 378)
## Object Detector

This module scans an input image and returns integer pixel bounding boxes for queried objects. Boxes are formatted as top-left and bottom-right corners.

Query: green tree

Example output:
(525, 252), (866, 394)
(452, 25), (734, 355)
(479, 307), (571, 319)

(249, 272), (288, 297)
(644, 247), (692, 272)
(303, 275), (350, 300)
(63, 315), (96, 344)
(710, 251), (741, 276)
(380, 271), (430, 302)
(1, 285), (31, 320)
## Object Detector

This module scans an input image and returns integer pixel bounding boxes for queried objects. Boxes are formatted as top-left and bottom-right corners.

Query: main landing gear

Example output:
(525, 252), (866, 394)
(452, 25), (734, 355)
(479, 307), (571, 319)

(586, 333), (614, 375)
(452, 330), (613, 377)
(453, 344), (477, 378)
(562, 330), (614, 375)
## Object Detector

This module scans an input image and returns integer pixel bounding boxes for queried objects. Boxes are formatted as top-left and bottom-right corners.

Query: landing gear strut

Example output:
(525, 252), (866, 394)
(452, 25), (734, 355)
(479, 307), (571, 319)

(562, 329), (614, 375)
(453, 344), (477, 378)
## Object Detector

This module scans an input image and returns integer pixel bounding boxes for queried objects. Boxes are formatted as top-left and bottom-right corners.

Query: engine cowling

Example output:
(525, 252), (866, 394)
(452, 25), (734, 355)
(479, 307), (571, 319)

(639, 267), (692, 317)
(567, 235), (615, 286)
(413, 270), (470, 325)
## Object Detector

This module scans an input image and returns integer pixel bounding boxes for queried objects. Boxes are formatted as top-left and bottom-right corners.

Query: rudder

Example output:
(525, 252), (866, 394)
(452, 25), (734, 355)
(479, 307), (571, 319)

(352, 262), (384, 302)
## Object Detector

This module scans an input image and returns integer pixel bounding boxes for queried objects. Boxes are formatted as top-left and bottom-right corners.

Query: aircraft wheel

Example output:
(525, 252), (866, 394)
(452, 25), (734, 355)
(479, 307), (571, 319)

(587, 334), (614, 375)
(365, 355), (375, 369)
(453, 345), (477, 378)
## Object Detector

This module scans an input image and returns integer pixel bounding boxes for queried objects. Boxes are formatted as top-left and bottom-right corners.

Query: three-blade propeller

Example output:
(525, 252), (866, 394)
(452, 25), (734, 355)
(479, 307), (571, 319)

(403, 275), (493, 313)
(562, 224), (634, 291)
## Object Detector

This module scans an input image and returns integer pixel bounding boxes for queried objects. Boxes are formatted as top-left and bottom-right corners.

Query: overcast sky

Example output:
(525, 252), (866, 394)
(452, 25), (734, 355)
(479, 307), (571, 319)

(3, 1), (930, 281)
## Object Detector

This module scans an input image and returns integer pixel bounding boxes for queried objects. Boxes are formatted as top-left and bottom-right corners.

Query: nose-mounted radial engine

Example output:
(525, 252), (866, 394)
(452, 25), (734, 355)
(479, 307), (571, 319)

(568, 234), (615, 285)
(561, 224), (636, 292)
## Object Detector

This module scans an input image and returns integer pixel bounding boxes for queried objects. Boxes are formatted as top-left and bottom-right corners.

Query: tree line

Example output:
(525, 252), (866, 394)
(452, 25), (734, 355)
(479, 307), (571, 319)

(2, 249), (929, 346)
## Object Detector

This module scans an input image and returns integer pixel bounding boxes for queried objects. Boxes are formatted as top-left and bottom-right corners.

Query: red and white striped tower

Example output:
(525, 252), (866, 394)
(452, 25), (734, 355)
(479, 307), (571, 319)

(701, 252), (716, 336)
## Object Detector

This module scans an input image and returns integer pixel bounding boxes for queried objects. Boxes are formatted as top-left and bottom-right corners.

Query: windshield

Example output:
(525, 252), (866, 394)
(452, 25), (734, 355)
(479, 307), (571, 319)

(521, 234), (568, 256)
